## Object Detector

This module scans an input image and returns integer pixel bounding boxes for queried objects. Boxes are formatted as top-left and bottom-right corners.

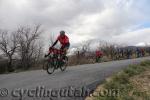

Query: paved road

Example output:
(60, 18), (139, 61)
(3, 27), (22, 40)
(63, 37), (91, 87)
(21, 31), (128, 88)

(0, 57), (150, 100)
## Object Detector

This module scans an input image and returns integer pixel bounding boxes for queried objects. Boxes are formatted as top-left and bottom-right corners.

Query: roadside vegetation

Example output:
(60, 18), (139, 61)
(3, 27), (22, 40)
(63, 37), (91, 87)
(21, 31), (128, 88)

(86, 60), (150, 100)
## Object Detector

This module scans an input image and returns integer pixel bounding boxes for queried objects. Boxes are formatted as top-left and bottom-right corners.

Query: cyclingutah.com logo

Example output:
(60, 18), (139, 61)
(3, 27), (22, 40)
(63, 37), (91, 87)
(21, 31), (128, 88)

(0, 88), (8, 97)
(0, 86), (120, 99)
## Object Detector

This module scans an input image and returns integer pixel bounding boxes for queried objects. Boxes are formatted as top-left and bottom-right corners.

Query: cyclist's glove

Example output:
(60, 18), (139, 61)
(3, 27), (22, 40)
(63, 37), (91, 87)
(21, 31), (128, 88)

(44, 54), (48, 58)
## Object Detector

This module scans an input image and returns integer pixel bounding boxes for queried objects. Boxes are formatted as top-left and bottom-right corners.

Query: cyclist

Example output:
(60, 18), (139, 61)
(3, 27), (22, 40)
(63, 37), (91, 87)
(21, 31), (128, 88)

(95, 49), (103, 62)
(50, 30), (70, 57)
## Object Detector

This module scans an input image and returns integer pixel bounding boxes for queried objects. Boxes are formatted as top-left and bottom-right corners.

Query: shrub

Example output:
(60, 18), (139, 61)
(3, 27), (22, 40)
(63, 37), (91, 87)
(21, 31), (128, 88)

(0, 62), (7, 74)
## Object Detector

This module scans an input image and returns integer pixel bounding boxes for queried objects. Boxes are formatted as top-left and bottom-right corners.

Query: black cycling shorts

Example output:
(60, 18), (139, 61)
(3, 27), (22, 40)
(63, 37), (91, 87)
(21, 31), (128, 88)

(60, 43), (70, 50)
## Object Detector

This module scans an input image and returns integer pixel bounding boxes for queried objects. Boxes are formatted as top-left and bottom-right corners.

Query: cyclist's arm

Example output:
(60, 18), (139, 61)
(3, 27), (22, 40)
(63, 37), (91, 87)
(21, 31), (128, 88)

(51, 40), (58, 47)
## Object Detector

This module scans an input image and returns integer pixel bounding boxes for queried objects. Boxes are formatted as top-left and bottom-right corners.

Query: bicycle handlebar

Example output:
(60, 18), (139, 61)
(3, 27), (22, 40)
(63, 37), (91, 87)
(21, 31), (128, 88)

(49, 47), (64, 55)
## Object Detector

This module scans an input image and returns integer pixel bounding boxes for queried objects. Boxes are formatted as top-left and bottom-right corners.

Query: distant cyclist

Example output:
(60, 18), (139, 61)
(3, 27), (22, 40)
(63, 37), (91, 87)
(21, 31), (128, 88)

(95, 49), (103, 62)
(50, 30), (70, 56)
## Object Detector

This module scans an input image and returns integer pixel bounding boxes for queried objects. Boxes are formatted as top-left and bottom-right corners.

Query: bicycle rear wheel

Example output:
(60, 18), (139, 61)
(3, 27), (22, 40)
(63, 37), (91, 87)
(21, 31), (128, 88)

(60, 56), (68, 71)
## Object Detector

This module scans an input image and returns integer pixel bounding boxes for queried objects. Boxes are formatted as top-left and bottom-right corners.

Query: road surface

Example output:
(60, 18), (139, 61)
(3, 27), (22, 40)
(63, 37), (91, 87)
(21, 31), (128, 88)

(0, 57), (150, 100)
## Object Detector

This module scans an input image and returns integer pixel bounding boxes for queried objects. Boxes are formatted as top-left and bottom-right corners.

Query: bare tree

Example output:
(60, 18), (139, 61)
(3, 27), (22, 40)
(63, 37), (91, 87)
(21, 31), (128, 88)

(81, 40), (92, 56)
(73, 40), (93, 64)
(17, 25), (43, 69)
(0, 30), (19, 72)
(32, 41), (44, 63)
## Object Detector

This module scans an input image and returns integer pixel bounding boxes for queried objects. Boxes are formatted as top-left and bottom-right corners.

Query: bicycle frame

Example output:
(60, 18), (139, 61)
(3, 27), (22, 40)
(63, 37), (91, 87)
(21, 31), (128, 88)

(48, 48), (64, 68)
(44, 47), (68, 74)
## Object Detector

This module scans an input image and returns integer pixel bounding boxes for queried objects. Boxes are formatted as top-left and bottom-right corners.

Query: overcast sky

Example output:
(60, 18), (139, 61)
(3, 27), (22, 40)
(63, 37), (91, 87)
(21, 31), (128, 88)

(0, 0), (150, 49)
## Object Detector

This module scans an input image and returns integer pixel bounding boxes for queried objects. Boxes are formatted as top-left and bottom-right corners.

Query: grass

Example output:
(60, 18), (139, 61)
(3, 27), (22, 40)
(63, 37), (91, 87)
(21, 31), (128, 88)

(93, 60), (150, 100)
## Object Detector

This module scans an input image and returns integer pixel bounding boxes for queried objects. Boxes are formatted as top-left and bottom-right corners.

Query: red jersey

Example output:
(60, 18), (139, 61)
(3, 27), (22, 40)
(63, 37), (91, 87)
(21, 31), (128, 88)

(96, 50), (103, 57)
(57, 35), (69, 45)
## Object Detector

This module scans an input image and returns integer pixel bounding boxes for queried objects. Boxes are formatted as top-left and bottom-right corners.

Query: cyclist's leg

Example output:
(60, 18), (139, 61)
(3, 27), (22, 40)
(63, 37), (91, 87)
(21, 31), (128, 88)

(61, 43), (70, 61)
(61, 43), (70, 56)
(63, 47), (69, 55)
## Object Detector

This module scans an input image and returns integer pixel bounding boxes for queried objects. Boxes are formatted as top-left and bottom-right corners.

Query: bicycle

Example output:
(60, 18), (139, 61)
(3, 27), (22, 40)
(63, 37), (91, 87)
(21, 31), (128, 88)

(43, 47), (68, 74)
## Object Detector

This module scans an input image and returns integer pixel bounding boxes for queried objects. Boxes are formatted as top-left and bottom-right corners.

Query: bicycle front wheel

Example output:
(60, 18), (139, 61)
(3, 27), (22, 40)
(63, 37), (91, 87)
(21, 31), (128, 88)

(47, 62), (55, 74)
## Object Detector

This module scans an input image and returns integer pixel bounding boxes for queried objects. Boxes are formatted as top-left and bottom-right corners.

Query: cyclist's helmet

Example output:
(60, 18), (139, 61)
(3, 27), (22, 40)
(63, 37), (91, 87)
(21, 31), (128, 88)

(60, 30), (65, 36)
